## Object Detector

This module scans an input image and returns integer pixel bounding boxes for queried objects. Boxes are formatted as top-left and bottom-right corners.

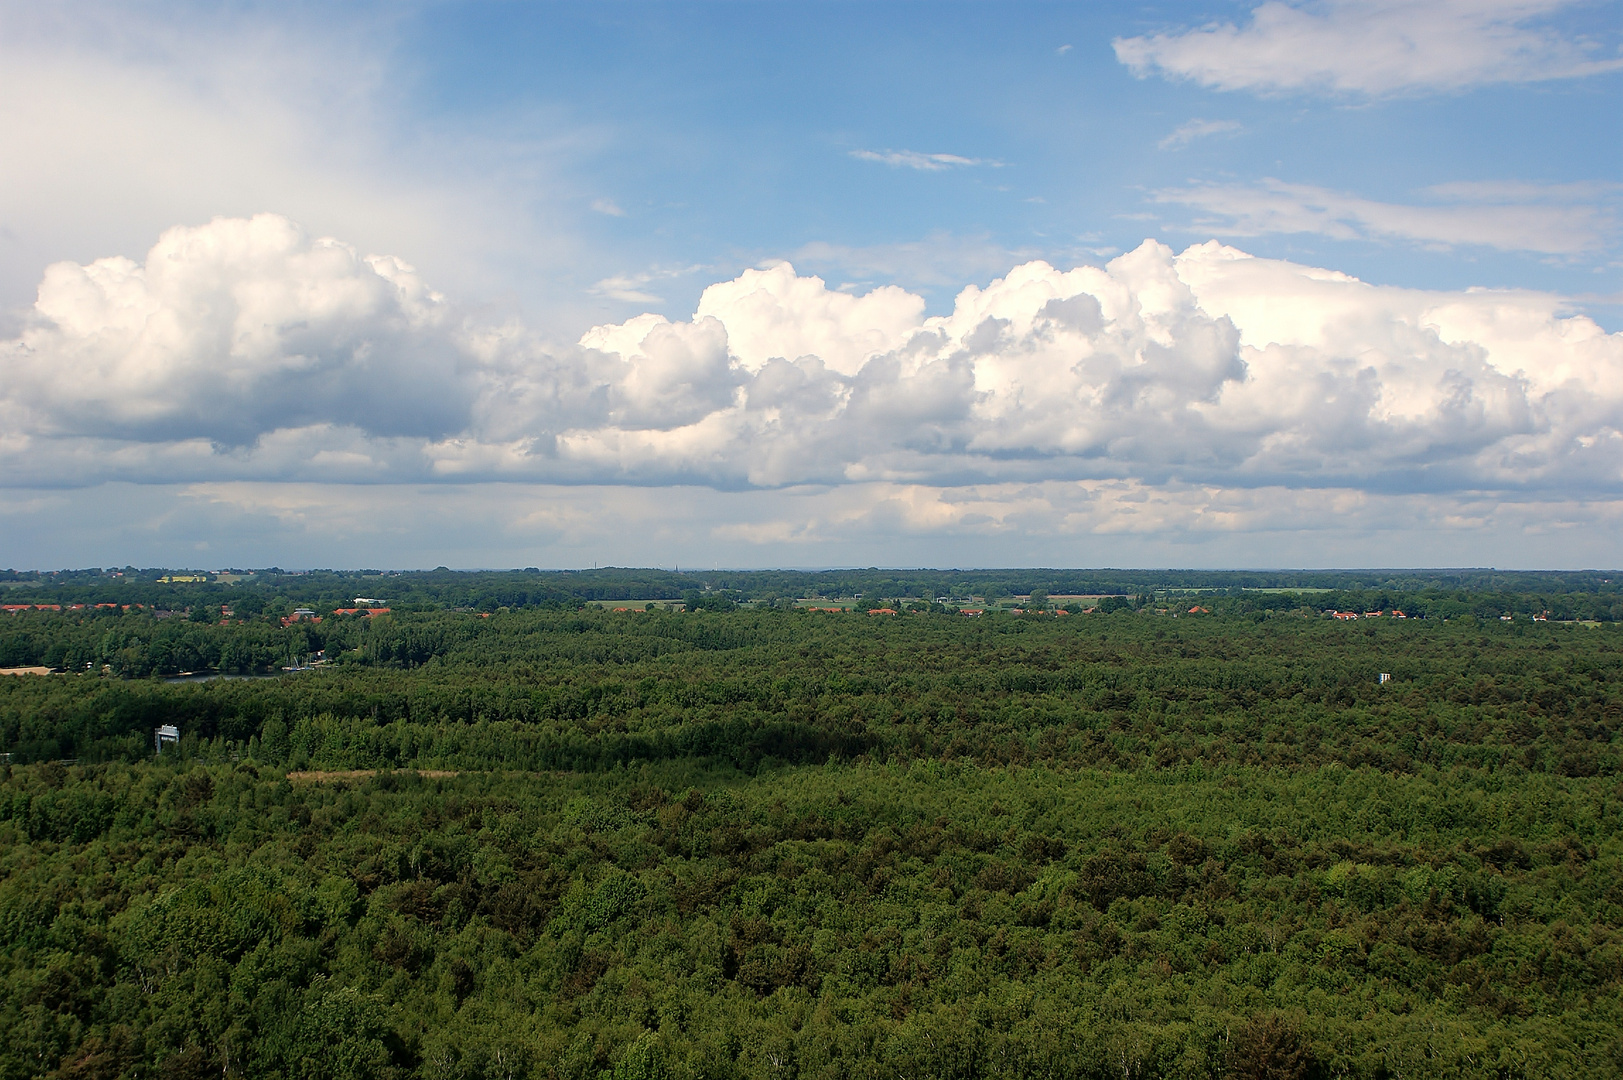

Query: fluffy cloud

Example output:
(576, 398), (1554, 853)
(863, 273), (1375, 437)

(549, 240), (1623, 494)
(1115, 0), (1623, 96)
(3, 215), (471, 445)
(4, 215), (1622, 507)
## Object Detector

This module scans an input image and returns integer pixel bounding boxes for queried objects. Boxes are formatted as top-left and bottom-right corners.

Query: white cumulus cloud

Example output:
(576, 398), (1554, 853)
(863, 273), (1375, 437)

(1115, 0), (1623, 96)
(3, 214), (471, 447)
(4, 215), (1622, 513)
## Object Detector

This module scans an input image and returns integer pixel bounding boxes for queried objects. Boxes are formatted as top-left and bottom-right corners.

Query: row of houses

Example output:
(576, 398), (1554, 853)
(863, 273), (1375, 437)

(1330, 609), (1556, 622)
(5, 603), (159, 614)
(282, 606), (390, 627)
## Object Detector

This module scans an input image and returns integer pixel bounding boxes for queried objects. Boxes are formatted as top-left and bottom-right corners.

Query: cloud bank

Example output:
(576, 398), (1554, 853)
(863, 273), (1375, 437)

(1115, 0), (1623, 96)
(3, 214), (1621, 519)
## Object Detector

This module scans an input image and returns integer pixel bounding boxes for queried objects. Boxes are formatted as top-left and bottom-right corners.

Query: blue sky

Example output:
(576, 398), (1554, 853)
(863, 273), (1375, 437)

(2, 1), (1622, 569)
(414, 0), (1623, 315)
(448, 1), (1620, 303)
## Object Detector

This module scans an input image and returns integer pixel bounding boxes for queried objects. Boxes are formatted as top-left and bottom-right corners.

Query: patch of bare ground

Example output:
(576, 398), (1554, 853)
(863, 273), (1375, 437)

(286, 769), (459, 782)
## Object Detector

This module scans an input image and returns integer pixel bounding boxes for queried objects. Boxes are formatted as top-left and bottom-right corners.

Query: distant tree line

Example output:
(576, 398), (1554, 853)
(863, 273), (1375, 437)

(2, 566), (1620, 619)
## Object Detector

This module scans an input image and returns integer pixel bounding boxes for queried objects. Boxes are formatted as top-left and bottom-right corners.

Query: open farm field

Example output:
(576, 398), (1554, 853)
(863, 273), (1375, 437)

(0, 572), (1620, 1079)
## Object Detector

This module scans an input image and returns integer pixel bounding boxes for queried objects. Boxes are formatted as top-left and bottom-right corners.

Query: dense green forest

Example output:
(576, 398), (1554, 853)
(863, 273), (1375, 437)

(1, 575), (1621, 1078)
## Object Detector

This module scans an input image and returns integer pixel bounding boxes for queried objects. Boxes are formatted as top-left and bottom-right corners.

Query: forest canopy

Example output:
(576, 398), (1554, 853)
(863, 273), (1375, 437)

(0, 571), (1619, 1079)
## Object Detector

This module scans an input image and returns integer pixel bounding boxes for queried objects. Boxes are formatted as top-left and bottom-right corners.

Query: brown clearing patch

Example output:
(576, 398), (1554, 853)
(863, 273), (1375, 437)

(286, 769), (460, 782)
